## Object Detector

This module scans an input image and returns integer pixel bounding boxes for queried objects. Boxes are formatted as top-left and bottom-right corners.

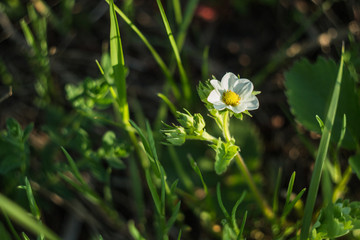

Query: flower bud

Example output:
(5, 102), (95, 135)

(162, 126), (186, 146)
(194, 113), (206, 134)
(176, 110), (194, 129)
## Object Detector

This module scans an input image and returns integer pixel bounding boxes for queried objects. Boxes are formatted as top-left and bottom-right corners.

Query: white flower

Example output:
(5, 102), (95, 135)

(207, 72), (259, 114)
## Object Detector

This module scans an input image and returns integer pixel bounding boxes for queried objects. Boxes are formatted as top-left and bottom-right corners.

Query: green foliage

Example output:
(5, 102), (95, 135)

(312, 200), (360, 239)
(0, 118), (32, 175)
(300, 47), (346, 240)
(281, 172), (306, 220)
(285, 57), (360, 149)
(217, 183), (247, 239)
(212, 139), (239, 175)
(109, 0), (129, 123)
(0, 222), (11, 240)
(0, 194), (60, 240)
(349, 154), (360, 180)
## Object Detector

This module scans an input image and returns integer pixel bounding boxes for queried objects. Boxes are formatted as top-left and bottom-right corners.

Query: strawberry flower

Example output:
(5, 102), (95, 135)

(207, 72), (259, 114)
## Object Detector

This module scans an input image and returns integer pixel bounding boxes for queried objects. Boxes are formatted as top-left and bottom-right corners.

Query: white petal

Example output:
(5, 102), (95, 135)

(207, 90), (221, 103)
(233, 78), (253, 97)
(210, 79), (224, 96)
(221, 72), (238, 90)
(210, 79), (222, 91)
(229, 103), (247, 113)
(213, 102), (227, 110)
(243, 95), (259, 110)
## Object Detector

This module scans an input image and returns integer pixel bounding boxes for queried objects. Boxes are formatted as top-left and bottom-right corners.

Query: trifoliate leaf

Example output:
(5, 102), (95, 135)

(212, 139), (239, 175)
(313, 199), (360, 239)
(285, 57), (360, 149)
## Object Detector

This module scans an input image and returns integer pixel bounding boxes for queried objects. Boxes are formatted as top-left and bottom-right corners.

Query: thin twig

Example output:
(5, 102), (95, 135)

(0, 86), (13, 103)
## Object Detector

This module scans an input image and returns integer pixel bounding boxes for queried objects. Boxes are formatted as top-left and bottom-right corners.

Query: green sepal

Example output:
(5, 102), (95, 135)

(161, 122), (187, 146)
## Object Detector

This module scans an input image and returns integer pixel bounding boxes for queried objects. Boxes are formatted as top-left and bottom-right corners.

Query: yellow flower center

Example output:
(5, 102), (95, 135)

(222, 90), (241, 106)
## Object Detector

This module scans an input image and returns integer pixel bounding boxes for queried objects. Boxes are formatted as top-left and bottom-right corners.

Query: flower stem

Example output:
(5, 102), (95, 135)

(235, 152), (275, 221)
(223, 111), (231, 142)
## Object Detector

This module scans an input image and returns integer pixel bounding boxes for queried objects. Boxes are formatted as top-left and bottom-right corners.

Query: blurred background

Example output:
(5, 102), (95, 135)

(0, 0), (359, 239)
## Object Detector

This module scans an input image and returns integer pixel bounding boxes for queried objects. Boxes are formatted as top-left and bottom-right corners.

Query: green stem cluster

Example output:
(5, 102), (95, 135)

(222, 111), (275, 221)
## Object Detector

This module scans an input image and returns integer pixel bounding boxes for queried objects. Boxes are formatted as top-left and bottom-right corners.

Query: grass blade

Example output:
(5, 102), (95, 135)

(285, 172), (296, 208)
(165, 201), (181, 233)
(103, 0), (180, 99)
(231, 191), (247, 234)
(0, 194), (60, 240)
(156, 0), (191, 102)
(175, 0), (199, 51)
(282, 188), (306, 219)
(158, 93), (178, 117)
(60, 146), (86, 186)
(216, 183), (230, 220)
(128, 220), (146, 240)
(300, 44), (345, 240)
(172, 0), (182, 25)
(24, 177), (40, 220)
(188, 154), (207, 194)
(109, 0), (129, 123)
(145, 169), (161, 215)
(237, 211), (247, 240)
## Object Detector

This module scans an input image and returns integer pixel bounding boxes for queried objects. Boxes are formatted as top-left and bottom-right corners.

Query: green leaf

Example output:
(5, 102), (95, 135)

(165, 201), (181, 233)
(213, 139), (239, 175)
(237, 211), (247, 240)
(128, 220), (146, 240)
(231, 191), (246, 234)
(285, 57), (360, 149)
(60, 147), (86, 186)
(188, 155), (208, 195)
(300, 47), (346, 240)
(349, 154), (360, 180)
(24, 177), (40, 220)
(216, 183), (230, 220)
(285, 172), (296, 208)
(145, 169), (161, 215)
(0, 222), (11, 240)
(0, 194), (60, 240)
(313, 199), (360, 238)
(156, 0), (191, 102)
(109, 0), (129, 123)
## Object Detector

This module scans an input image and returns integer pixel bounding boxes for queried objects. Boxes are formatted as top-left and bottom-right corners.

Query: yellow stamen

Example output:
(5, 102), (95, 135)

(222, 90), (241, 106)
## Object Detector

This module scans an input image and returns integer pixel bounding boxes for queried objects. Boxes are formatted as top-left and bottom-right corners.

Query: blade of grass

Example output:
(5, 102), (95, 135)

(231, 191), (247, 235)
(158, 93), (178, 117)
(165, 200), (181, 233)
(109, 0), (129, 123)
(0, 194), (60, 240)
(175, 0), (198, 50)
(3, 213), (22, 240)
(145, 169), (162, 215)
(237, 211), (247, 240)
(188, 154), (207, 194)
(24, 177), (40, 220)
(300, 44), (345, 240)
(60, 146), (86, 186)
(156, 0), (191, 102)
(282, 188), (306, 219)
(216, 183), (231, 220)
(172, 0), (182, 25)
(103, 0), (180, 99)
(129, 155), (146, 223)
(285, 172), (296, 208)
(128, 220), (146, 240)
